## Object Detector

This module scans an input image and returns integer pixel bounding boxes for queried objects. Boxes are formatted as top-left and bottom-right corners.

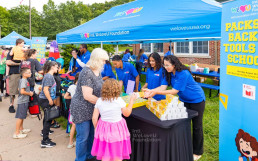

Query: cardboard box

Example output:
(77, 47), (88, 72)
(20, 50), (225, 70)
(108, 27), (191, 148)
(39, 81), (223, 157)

(195, 76), (206, 83)
(213, 79), (219, 86)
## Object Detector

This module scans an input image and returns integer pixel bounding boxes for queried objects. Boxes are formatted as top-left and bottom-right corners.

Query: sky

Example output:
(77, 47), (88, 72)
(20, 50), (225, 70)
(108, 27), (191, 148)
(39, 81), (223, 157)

(0, 0), (114, 12)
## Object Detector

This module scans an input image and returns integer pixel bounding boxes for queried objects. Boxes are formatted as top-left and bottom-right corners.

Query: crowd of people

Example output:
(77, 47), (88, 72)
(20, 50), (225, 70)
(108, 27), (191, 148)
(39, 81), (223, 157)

(0, 38), (204, 161)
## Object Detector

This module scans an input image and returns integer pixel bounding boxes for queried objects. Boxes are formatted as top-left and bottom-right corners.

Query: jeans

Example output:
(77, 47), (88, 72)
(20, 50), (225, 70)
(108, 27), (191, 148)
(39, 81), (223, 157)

(30, 86), (34, 92)
(184, 100), (205, 155)
(75, 120), (94, 161)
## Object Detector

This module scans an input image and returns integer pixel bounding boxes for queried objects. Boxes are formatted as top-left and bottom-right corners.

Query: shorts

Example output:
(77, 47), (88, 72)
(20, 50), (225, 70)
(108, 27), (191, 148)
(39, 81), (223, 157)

(15, 103), (29, 119)
(9, 74), (20, 95)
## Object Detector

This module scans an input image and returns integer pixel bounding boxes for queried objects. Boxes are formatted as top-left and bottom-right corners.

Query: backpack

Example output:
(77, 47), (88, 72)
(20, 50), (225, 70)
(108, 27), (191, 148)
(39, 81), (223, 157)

(28, 93), (42, 120)
(20, 60), (32, 69)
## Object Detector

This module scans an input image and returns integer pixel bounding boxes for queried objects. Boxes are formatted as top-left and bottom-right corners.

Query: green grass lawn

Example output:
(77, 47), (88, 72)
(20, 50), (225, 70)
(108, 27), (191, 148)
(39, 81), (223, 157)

(58, 75), (219, 160)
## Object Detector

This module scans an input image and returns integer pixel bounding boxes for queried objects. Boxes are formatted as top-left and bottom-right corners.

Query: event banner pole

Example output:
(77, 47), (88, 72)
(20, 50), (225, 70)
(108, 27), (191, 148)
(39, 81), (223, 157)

(220, 0), (258, 160)
(31, 37), (48, 61)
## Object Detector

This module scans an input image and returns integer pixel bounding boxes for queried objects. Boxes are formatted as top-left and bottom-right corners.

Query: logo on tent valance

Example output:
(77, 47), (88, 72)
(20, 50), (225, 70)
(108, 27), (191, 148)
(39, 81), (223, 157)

(115, 7), (143, 17)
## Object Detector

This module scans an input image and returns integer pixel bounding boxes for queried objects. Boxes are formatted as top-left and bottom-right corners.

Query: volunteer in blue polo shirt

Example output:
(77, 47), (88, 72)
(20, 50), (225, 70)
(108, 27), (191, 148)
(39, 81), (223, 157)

(134, 49), (148, 76)
(71, 44), (91, 72)
(145, 55), (205, 160)
(101, 60), (116, 80)
(112, 55), (141, 93)
(164, 46), (174, 57)
(141, 52), (165, 101)
(122, 49), (131, 62)
(67, 49), (79, 76)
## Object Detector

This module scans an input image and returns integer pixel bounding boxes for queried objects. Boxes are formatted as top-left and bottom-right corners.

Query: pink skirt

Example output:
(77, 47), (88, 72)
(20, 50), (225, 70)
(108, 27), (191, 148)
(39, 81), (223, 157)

(91, 118), (131, 161)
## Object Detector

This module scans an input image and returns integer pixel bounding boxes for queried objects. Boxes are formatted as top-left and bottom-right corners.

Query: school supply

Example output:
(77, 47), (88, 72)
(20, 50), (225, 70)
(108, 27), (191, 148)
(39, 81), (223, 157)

(28, 94), (42, 120)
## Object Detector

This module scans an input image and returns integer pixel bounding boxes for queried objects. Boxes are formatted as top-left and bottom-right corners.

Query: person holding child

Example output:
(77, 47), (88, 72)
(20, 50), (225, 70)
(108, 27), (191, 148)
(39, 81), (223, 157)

(38, 61), (59, 148)
(6, 48), (21, 113)
(13, 68), (33, 139)
(64, 72), (80, 149)
(70, 48), (109, 161)
(91, 78), (137, 161)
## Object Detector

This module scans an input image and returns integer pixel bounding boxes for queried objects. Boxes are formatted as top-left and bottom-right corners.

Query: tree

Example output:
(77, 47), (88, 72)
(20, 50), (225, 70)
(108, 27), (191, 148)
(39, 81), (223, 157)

(0, 6), (11, 37)
(8, 5), (41, 38)
(41, 0), (59, 40)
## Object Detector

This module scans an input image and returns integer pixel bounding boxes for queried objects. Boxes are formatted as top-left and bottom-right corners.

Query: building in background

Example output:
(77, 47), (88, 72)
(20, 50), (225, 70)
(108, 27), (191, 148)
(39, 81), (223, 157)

(133, 40), (220, 65)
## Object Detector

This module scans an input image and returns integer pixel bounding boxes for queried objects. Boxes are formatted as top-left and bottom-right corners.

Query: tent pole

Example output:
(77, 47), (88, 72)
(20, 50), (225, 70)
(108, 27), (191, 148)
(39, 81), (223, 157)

(170, 41), (172, 54)
(215, 41), (218, 65)
(101, 42), (103, 49)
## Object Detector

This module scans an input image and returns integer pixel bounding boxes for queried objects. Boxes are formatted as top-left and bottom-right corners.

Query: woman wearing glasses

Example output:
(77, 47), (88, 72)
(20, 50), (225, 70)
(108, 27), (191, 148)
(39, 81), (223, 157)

(145, 55), (205, 161)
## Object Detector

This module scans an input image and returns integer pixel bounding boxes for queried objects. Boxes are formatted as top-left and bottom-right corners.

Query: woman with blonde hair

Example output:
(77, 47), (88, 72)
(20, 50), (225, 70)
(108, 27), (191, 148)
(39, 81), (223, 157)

(70, 48), (109, 161)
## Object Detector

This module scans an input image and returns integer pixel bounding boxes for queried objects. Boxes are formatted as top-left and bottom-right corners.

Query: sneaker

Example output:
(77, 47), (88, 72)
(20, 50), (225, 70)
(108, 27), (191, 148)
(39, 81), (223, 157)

(87, 157), (97, 161)
(5, 93), (9, 98)
(3, 75), (9, 81)
(51, 122), (60, 128)
(40, 130), (54, 136)
(13, 133), (27, 139)
(8, 105), (15, 113)
(40, 139), (56, 148)
(67, 142), (75, 149)
(20, 129), (31, 134)
(0, 93), (3, 97)
(194, 155), (202, 161)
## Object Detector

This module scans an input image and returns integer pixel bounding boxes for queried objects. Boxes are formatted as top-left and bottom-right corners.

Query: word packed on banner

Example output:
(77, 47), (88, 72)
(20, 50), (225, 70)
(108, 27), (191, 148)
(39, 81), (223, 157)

(31, 37), (48, 61)
(220, 0), (258, 161)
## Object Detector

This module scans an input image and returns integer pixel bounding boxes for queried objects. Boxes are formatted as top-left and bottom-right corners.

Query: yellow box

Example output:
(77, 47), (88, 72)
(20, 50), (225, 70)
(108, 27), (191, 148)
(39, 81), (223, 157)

(155, 110), (162, 118)
(122, 96), (147, 108)
(147, 98), (157, 106)
(146, 102), (151, 110)
(161, 100), (168, 106)
(159, 105), (167, 113)
(160, 110), (166, 115)
(152, 101), (159, 109)
(138, 92), (145, 98)
(166, 94), (174, 102)
(150, 106), (155, 113)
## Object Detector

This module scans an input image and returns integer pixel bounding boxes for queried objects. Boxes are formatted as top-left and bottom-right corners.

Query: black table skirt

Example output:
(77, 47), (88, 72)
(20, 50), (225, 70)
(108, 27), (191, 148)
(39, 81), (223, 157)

(125, 106), (198, 161)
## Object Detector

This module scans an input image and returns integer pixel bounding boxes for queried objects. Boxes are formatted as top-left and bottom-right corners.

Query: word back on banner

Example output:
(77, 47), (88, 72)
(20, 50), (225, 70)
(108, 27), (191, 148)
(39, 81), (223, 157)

(220, 0), (258, 161)
(31, 37), (48, 61)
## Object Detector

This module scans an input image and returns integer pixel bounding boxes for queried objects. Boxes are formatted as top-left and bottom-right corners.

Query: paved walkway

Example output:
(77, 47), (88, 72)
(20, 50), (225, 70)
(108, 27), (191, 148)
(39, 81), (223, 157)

(0, 96), (76, 161)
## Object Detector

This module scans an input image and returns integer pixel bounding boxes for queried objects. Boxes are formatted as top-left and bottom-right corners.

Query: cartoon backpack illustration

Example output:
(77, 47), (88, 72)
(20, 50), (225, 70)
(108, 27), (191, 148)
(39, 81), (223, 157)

(235, 129), (258, 161)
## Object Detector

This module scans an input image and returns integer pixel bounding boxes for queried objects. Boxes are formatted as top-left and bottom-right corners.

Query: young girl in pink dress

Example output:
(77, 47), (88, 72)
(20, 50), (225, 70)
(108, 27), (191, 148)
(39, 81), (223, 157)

(91, 78), (137, 161)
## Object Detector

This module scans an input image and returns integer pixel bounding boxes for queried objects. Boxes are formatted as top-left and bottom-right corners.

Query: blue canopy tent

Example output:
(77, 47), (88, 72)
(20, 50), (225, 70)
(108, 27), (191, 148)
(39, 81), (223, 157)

(0, 31), (31, 46)
(57, 0), (221, 44)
